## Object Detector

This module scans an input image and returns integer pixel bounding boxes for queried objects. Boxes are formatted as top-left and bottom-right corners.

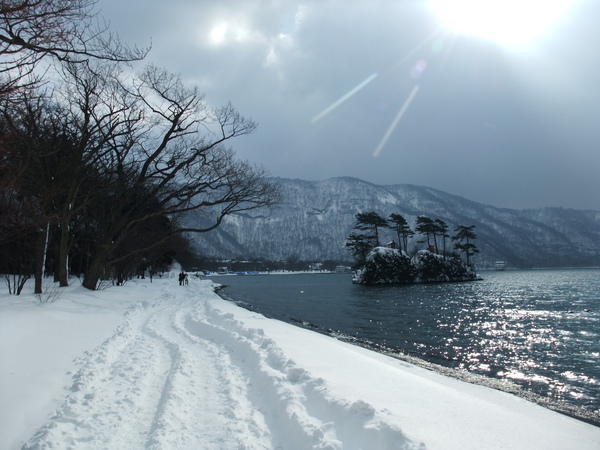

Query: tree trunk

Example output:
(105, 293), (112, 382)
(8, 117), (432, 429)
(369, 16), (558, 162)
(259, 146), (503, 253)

(34, 223), (50, 294)
(49, 225), (59, 282)
(58, 220), (70, 287)
(82, 259), (102, 290)
(82, 248), (111, 290)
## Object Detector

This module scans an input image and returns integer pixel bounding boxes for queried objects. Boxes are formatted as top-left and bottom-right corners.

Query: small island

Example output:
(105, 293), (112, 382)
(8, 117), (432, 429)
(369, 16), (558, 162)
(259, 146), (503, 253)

(346, 212), (480, 285)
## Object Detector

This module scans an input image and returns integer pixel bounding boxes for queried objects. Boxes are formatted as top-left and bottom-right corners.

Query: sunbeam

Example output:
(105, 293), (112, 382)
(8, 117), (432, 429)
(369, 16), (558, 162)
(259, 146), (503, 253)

(310, 73), (378, 124)
(310, 30), (440, 125)
(373, 85), (420, 157)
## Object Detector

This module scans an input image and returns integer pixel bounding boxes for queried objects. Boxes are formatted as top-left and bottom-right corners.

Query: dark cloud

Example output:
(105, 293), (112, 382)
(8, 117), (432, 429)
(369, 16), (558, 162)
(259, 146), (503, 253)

(97, 0), (600, 210)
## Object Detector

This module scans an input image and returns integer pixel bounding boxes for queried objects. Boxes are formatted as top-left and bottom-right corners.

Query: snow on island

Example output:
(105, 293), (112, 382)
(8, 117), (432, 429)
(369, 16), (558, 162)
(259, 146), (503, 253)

(353, 247), (479, 285)
(1, 276), (599, 449)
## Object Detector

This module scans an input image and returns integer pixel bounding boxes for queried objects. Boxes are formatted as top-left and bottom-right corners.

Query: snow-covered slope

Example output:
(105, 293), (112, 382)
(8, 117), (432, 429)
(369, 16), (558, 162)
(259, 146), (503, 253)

(2, 277), (599, 449)
(188, 177), (600, 268)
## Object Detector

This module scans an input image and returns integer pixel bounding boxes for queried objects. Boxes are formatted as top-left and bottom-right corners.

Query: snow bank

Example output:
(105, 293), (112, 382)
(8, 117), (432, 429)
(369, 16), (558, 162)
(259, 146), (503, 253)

(1, 277), (598, 449)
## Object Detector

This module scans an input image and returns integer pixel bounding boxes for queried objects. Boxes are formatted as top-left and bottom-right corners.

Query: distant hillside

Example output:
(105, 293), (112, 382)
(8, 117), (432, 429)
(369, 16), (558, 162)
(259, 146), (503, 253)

(186, 177), (600, 268)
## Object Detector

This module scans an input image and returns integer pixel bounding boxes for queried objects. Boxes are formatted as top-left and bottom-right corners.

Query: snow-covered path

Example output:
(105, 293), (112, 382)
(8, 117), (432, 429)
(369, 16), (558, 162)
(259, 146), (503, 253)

(20, 284), (266, 448)
(3, 277), (599, 449)
(18, 281), (414, 449)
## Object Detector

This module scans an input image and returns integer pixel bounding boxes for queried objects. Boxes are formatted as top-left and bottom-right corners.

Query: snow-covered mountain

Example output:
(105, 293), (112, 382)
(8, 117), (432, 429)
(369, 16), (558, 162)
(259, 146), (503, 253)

(187, 177), (600, 268)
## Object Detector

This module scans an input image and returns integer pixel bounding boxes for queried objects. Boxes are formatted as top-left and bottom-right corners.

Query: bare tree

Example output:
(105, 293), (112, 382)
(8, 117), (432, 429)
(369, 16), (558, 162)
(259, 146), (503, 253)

(0, 0), (147, 97)
(0, 185), (36, 294)
(0, 94), (60, 293)
(1, 0), (148, 291)
(75, 64), (280, 289)
(0, 75), (119, 289)
(2, 58), (279, 291)
(0, 59), (144, 289)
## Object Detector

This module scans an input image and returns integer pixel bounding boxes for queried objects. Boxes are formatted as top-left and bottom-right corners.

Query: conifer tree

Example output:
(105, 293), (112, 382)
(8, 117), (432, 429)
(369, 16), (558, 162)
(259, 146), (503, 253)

(452, 225), (479, 267)
(354, 211), (387, 247)
(344, 232), (372, 267)
(388, 213), (413, 253)
(415, 216), (435, 250)
(434, 218), (449, 256)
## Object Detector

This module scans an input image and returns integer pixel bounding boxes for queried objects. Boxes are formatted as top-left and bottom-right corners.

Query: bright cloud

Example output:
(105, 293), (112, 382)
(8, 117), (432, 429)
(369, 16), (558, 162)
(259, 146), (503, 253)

(209, 23), (228, 44)
(430, 0), (576, 47)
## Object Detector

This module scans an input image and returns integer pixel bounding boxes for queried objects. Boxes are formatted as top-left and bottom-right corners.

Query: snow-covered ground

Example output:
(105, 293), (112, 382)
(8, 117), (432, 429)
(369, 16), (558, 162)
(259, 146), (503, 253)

(1, 275), (599, 450)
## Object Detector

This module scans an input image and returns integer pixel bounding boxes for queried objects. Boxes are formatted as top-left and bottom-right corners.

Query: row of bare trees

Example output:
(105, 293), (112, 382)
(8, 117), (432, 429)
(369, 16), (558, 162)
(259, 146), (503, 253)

(1, 1), (279, 292)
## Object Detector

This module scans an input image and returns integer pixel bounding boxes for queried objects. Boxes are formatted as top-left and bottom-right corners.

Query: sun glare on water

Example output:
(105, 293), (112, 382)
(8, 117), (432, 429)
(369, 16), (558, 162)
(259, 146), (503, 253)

(430, 0), (575, 47)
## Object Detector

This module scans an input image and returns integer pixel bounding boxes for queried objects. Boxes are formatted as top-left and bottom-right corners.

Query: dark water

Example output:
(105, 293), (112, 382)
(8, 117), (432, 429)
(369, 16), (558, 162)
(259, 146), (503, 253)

(215, 269), (600, 423)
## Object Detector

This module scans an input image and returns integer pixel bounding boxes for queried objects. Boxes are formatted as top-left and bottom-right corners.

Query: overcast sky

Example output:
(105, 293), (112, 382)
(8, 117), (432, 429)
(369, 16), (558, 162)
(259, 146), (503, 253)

(97, 0), (600, 210)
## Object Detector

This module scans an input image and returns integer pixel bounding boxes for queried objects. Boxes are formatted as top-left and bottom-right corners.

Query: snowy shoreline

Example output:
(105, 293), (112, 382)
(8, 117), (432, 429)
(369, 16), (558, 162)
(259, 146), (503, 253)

(332, 335), (600, 427)
(2, 276), (599, 449)
(219, 286), (600, 428)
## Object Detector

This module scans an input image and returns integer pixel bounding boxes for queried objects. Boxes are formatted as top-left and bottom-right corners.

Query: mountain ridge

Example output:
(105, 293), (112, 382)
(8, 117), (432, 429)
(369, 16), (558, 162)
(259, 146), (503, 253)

(186, 177), (600, 268)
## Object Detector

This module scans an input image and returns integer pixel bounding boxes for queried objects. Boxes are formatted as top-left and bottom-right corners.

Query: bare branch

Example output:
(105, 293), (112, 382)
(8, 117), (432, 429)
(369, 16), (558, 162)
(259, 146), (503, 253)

(1, 0), (149, 97)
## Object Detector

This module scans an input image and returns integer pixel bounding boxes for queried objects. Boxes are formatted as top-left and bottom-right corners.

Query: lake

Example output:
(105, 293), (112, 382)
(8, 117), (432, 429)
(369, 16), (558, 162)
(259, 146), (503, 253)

(213, 268), (600, 424)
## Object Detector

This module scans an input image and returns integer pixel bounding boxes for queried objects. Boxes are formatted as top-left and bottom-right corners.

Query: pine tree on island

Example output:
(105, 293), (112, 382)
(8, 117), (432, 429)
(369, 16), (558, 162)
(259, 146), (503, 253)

(388, 213), (414, 254)
(346, 212), (480, 285)
(452, 225), (479, 267)
(354, 212), (388, 247)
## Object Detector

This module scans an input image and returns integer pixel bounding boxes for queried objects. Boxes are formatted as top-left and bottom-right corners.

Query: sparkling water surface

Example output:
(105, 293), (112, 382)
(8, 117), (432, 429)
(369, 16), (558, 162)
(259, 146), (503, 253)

(215, 269), (599, 420)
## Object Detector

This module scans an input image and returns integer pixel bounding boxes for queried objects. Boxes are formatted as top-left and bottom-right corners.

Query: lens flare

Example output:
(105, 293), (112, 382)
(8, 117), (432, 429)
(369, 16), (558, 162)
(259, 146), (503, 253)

(310, 73), (379, 124)
(373, 85), (420, 158)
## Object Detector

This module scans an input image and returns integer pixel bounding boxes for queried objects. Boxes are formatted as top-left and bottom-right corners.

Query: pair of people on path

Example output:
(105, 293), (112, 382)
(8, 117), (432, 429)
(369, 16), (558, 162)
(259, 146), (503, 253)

(178, 271), (188, 286)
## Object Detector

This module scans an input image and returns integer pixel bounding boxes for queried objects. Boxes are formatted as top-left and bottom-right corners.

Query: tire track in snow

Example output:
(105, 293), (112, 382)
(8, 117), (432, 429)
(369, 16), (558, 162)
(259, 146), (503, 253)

(142, 288), (273, 449)
(22, 297), (174, 449)
(22, 284), (275, 450)
(21, 281), (420, 449)
(188, 296), (421, 450)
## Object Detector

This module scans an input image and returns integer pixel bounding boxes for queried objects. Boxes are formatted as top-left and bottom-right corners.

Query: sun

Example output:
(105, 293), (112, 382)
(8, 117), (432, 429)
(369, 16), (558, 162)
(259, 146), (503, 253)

(210, 23), (228, 45)
(430, 0), (575, 47)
